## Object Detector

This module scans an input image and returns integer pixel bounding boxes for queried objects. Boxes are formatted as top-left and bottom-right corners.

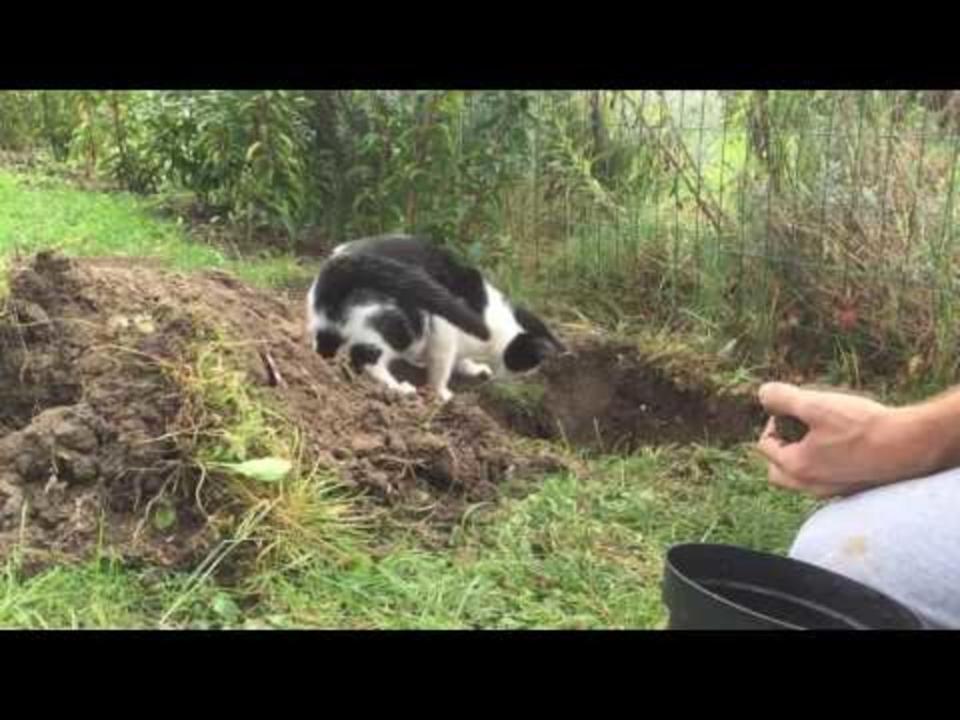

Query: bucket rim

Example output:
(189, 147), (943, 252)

(663, 542), (927, 630)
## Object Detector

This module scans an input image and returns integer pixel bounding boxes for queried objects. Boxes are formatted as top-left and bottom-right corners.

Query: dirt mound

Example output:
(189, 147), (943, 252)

(480, 337), (765, 453)
(0, 252), (562, 569)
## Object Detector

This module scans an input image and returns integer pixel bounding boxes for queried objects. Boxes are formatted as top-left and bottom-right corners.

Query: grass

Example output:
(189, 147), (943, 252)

(245, 448), (815, 629)
(0, 555), (233, 629)
(0, 169), (314, 292)
(0, 446), (815, 629)
(167, 331), (369, 574)
(0, 161), (817, 629)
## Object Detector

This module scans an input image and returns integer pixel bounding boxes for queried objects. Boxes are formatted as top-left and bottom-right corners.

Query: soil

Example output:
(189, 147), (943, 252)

(478, 337), (767, 454)
(0, 252), (561, 571)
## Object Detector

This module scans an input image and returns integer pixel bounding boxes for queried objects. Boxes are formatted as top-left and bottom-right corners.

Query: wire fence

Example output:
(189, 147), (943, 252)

(440, 90), (960, 383)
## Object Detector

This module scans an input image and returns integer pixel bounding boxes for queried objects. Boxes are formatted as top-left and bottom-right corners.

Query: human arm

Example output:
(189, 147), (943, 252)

(755, 382), (960, 498)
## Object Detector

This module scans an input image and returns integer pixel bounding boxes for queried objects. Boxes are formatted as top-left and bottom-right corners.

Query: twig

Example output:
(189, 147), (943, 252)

(259, 350), (287, 388)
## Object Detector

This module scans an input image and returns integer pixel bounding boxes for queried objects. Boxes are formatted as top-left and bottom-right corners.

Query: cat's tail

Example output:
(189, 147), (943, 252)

(312, 252), (491, 341)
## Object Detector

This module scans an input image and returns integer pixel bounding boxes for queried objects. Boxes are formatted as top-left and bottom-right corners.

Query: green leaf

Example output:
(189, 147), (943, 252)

(245, 141), (262, 162)
(152, 503), (177, 531)
(211, 592), (242, 622)
(214, 457), (293, 483)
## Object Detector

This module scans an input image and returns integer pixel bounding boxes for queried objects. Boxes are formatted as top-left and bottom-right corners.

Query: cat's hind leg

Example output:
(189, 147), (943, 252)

(350, 344), (417, 396)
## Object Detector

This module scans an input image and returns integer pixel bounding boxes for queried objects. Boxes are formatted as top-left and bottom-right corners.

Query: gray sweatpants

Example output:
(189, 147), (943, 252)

(789, 466), (960, 629)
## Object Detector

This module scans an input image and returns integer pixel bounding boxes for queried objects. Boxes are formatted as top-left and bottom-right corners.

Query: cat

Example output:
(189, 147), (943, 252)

(305, 233), (565, 403)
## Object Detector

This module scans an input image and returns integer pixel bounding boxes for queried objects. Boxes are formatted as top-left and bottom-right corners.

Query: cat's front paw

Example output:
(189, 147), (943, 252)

(469, 363), (493, 381)
(458, 359), (493, 381)
(395, 382), (418, 396)
(436, 387), (454, 404)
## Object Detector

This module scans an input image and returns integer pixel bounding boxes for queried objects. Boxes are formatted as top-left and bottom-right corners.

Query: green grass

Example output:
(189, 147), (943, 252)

(0, 163), (817, 629)
(0, 169), (314, 291)
(0, 447), (815, 629)
(246, 447), (813, 629)
(0, 553), (235, 629)
(0, 170), (223, 268)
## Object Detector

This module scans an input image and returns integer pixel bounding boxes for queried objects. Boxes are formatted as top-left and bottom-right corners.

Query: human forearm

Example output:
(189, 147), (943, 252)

(882, 386), (960, 478)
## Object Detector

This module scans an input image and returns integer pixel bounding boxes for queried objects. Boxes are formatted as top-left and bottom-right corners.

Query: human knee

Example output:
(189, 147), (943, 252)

(787, 482), (960, 628)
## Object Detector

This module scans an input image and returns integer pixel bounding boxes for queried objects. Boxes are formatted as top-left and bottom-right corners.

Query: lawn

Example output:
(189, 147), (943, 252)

(0, 167), (815, 629)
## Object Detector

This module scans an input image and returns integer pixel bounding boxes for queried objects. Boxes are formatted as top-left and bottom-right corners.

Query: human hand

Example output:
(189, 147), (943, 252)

(755, 382), (921, 499)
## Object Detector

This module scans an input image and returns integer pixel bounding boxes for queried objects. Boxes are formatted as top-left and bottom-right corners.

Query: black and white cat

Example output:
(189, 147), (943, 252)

(306, 234), (565, 402)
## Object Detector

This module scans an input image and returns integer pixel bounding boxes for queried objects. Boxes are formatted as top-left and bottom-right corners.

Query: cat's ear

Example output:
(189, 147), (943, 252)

(512, 305), (566, 354)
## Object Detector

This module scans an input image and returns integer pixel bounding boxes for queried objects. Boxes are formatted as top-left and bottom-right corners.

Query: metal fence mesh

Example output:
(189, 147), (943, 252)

(434, 90), (960, 383)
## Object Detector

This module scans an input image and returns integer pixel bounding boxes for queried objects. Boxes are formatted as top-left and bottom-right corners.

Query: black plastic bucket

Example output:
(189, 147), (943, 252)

(662, 543), (927, 630)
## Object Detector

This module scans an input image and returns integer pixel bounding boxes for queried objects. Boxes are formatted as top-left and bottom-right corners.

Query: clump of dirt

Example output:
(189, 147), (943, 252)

(0, 252), (563, 570)
(480, 337), (766, 453)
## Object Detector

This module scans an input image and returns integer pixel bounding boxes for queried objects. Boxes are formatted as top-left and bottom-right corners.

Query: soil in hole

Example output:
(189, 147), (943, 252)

(478, 337), (766, 453)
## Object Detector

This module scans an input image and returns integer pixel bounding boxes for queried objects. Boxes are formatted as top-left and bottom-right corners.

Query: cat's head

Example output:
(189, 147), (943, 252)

(501, 306), (566, 375)
(502, 333), (563, 374)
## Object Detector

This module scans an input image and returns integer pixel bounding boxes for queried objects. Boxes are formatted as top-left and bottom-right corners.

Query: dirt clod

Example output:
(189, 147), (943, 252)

(773, 415), (809, 444)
